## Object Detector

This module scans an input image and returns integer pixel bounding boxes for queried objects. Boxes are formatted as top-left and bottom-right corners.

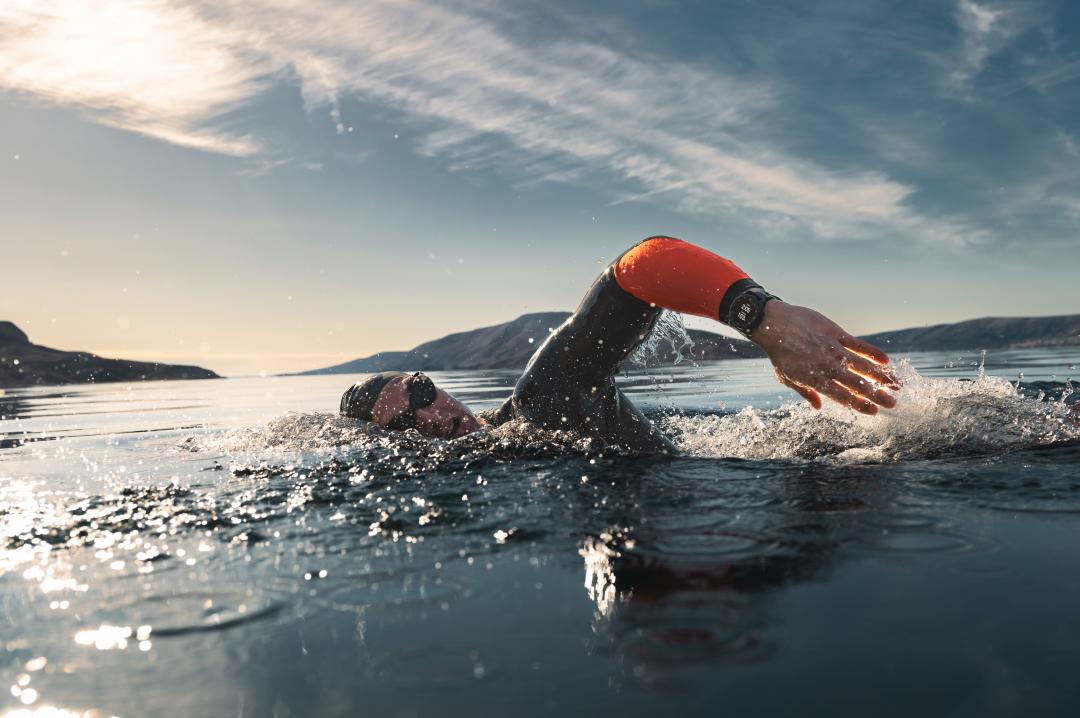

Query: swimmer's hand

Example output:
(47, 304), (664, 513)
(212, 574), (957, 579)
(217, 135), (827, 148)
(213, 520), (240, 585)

(751, 301), (900, 415)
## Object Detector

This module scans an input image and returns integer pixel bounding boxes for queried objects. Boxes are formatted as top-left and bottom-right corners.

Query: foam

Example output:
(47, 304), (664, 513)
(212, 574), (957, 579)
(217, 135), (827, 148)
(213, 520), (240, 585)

(664, 359), (1077, 462)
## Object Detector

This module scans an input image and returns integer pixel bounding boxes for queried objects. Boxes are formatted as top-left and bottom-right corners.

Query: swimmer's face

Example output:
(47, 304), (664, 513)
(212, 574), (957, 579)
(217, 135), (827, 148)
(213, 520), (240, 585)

(371, 373), (482, 439)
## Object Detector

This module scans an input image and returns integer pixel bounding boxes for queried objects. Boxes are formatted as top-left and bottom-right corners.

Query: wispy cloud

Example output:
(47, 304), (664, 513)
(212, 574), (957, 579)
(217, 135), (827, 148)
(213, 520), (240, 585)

(0, 0), (267, 154)
(951, 0), (1008, 88)
(0, 0), (976, 243)
(1000, 57), (1080, 95)
(949, 0), (1054, 93)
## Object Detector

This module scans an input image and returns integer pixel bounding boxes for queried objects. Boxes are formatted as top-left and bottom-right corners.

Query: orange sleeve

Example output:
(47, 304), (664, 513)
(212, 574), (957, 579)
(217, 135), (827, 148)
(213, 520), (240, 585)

(613, 236), (751, 321)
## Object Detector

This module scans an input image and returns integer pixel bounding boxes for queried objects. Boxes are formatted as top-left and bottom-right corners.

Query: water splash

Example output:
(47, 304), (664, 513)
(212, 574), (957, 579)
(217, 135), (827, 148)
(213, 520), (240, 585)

(183, 412), (623, 465)
(628, 310), (695, 367)
(182, 412), (392, 454)
(664, 359), (1079, 463)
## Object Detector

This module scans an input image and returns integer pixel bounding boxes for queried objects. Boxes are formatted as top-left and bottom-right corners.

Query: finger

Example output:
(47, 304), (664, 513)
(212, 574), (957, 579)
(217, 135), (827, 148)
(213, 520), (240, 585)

(782, 378), (822, 409)
(824, 380), (878, 415)
(841, 335), (890, 365)
(775, 368), (824, 410)
(836, 376), (897, 409)
(845, 357), (901, 390)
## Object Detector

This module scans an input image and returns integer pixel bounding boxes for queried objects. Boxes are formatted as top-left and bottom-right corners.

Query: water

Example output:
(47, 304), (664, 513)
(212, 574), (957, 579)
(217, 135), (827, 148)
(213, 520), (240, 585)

(2, 348), (1079, 717)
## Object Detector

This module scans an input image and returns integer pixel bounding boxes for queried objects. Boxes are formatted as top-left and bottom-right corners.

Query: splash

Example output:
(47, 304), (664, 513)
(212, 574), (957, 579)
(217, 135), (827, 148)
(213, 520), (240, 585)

(628, 310), (695, 367)
(182, 412), (390, 454)
(663, 359), (1078, 463)
(183, 411), (616, 462)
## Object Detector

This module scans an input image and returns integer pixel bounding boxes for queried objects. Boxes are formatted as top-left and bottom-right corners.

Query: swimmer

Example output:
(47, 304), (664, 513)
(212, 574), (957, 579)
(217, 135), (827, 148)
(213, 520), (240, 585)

(341, 236), (900, 452)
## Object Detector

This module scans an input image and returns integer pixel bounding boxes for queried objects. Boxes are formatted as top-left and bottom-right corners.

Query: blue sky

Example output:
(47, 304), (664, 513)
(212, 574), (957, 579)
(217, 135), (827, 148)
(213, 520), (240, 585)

(2, 0), (1079, 375)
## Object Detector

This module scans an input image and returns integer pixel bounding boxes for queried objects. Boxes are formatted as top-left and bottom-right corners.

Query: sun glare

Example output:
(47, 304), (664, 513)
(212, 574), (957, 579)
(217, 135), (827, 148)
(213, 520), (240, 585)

(0, 0), (263, 154)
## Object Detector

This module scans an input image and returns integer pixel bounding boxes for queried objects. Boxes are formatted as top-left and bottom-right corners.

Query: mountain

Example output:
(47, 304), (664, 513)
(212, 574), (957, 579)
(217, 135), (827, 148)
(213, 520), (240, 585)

(299, 312), (1080, 376)
(861, 314), (1080, 352)
(0, 321), (220, 389)
(296, 312), (764, 375)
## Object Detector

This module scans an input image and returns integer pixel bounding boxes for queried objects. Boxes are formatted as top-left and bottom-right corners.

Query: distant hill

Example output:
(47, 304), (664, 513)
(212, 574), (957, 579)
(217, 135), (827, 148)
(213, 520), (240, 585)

(298, 312), (1080, 376)
(0, 321), (219, 389)
(861, 314), (1080, 352)
(296, 311), (763, 375)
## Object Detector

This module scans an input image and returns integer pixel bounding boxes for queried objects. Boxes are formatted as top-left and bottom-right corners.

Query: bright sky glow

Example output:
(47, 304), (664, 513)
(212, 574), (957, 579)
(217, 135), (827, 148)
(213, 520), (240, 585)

(2, 0), (1078, 375)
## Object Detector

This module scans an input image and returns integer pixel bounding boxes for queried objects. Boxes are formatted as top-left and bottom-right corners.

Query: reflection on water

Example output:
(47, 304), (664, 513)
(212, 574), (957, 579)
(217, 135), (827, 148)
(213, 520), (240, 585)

(574, 463), (890, 674)
(1, 349), (1080, 716)
(580, 534), (622, 617)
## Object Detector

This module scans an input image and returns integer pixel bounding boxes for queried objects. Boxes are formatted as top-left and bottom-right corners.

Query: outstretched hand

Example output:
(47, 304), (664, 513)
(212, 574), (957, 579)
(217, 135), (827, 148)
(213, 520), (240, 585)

(750, 301), (900, 415)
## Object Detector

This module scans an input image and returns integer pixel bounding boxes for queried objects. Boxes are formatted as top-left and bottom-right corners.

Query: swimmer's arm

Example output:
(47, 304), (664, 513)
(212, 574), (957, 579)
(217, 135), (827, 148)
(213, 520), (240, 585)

(614, 236), (899, 415)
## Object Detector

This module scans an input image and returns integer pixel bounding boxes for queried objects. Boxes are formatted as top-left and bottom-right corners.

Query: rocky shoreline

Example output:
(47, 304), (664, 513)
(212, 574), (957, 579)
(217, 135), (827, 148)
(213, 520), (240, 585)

(0, 322), (219, 389)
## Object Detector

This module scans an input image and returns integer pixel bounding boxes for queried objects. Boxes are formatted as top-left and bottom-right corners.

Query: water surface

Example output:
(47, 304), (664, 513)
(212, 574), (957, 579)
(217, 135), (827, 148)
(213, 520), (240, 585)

(2, 348), (1079, 717)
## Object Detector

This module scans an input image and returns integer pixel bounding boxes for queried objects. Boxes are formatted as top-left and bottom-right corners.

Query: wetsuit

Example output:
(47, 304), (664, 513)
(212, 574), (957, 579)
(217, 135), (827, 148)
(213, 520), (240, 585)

(480, 236), (761, 453)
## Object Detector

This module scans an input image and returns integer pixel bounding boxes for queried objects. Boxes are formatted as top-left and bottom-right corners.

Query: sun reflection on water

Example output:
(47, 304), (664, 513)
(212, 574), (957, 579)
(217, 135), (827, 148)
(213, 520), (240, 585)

(579, 535), (620, 616)
(71, 624), (151, 652)
(0, 707), (119, 718)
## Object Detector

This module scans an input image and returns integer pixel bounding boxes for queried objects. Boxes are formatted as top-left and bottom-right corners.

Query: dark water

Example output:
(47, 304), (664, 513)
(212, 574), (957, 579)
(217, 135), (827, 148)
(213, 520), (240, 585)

(1, 348), (1079, 717)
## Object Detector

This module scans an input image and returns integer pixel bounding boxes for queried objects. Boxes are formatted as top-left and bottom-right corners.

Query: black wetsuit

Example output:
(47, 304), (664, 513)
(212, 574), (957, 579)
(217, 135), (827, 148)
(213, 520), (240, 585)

(481, 251), (676, 453)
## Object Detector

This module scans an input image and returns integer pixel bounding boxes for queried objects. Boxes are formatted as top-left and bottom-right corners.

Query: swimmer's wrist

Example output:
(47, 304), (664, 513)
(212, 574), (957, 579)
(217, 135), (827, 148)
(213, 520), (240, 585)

(722, 283), (780, 338)
(749, 300), (785, 348)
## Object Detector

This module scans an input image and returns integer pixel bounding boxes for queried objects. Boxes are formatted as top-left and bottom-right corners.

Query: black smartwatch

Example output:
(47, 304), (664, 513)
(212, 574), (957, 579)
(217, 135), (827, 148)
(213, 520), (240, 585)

(723, 283), (779, 338)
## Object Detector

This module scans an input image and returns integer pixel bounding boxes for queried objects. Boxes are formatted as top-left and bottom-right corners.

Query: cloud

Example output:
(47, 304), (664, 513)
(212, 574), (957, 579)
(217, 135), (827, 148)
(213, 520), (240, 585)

(1004, 57), (1080, 95)
(0, 0), (975, 243)
(0, 0), (266, 155)
(949, 0), (1051, 92)
(952, 0), (1007, 86)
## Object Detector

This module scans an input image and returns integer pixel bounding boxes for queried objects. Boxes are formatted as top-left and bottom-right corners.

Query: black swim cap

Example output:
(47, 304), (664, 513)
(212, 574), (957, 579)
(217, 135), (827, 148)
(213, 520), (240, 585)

(340, 371), (409, 420)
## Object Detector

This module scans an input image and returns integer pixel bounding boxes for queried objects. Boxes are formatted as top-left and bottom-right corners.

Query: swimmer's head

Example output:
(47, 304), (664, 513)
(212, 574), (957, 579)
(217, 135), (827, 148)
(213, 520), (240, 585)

(340, 371), (481, 439)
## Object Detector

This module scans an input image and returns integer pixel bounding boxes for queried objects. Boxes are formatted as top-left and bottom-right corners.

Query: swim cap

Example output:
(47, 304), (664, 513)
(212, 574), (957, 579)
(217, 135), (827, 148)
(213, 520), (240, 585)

(340, 371), (409, 420)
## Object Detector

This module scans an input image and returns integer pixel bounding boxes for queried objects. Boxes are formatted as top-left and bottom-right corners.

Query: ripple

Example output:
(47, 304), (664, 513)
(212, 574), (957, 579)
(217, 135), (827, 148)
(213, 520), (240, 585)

(616, 621), (773, 667)
(648, 529), (762, 557)
(861, 511), (950, 531)
(97, 590), (283, 637)
(852, 530), (975, 554)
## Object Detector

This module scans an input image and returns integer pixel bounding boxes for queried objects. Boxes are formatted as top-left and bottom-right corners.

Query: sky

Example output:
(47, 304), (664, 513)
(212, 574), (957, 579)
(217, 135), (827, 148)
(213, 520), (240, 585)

(1, 0), (1079, 376)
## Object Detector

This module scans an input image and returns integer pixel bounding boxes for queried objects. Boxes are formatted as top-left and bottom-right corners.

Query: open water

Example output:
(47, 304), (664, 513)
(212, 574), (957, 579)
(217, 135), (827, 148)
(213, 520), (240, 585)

(1, 346), (1079, 717)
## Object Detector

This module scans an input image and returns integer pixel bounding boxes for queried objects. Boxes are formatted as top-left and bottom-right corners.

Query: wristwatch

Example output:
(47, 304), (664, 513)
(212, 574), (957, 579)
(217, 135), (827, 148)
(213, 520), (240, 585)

(727, 286), (779, 337)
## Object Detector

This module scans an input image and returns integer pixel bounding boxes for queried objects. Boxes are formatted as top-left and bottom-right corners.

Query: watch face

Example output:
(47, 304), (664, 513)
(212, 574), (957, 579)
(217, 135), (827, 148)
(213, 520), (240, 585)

(734, 296), (759, 325)
(727, 286), (774, 335)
